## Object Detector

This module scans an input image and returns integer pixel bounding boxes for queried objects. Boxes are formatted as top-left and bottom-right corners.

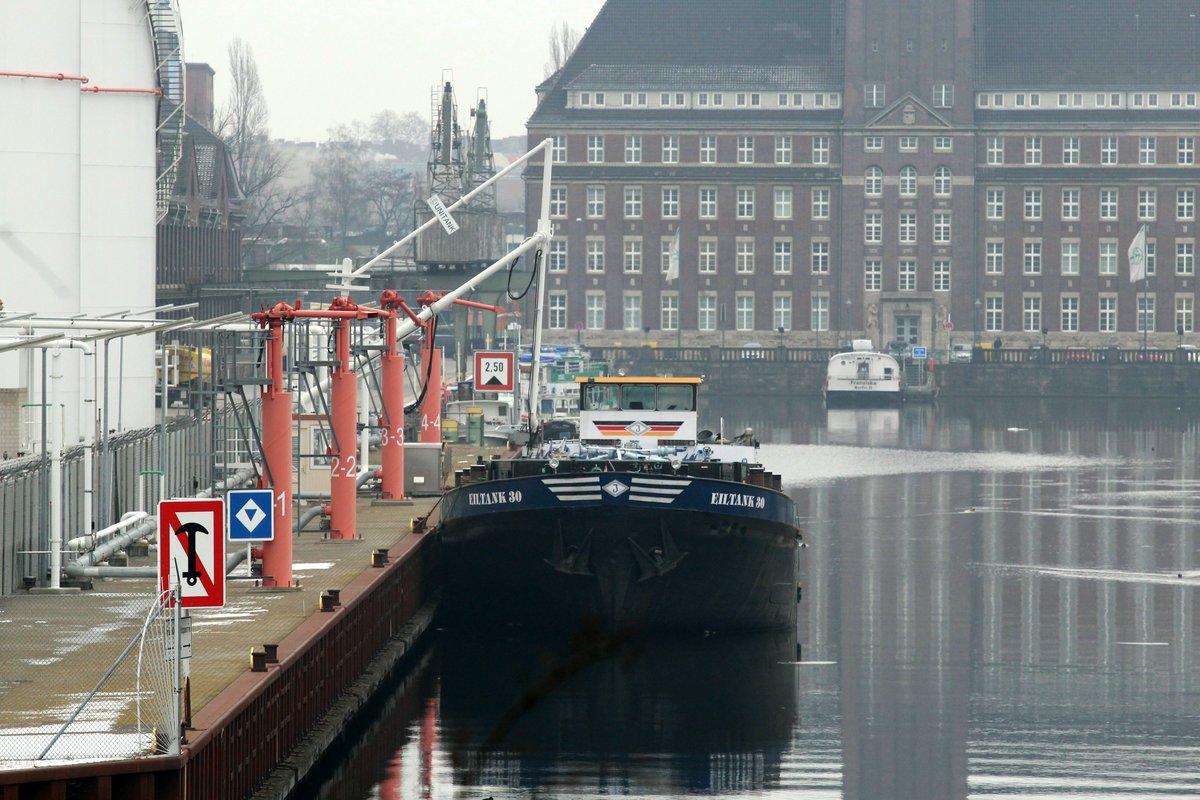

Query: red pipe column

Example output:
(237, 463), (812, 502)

(418, 345), (442, 443)
(260, 319), (294, 587)
(330, 318), (357, 539)
(380, 313), (406, 499)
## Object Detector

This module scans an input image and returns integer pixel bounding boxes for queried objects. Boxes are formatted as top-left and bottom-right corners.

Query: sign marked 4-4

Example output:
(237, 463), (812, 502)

(474, 351), (515, 392)
(158, 498), (226, 609)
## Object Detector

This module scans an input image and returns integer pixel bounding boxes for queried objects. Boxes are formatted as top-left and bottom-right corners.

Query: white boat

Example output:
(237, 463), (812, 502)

(824, 339), (903, 406)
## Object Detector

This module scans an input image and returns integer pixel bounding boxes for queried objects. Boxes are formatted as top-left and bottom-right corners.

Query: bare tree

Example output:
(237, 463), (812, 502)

(544, 22), (580, 78)
(214, 38), (296, 263)
(369, 110), (429, 149)
(311, 124), (371, 248)
(362, 158), (417, 248)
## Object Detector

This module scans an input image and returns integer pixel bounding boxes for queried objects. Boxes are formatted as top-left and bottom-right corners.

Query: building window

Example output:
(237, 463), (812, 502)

(586, 238), (605, 272)
(1099, 240), (1118, 274)
(549, 238), (567, 272)
(986, 296), (1004, 331)
(773, 294), (792, 331)
(736, 294), (755, 331)
(1138, 188), (1157, 221)
(865, 135), (883, 151)
(774, 187), (793, 220)
(1100, 188), (1118, 220)
(1101, 136), (1119, 165)
(551, 135), (566, 163)
(623, 186), (642, 218)
(1062, 188), (1080, 220)
(698, 294), (717, 331)
(899, 212), (917, 244)
(934, 166), (952, 197)
(585, 292), (605, 329)
(1061, 240), (1079, 275)
(986, 240), (1004, 274)
(1147, 240), (1156, 275)
(1178, 188), (1195, 221)
(933, 259), (951, 291)
(736, 238), (755, 273)
(1139, 136), (1157, 165)
(1024, 188), (1042, 220)
(661, 186), (679, 218)
(1138, 295), (1155, 334)
(1023, 296), (1042, 332)
(864, 211), (882, 243)
(811, 295), (829, 331)
(549, 185), (566, 217)
(865, 166), (883, 197)
(661, 294), (679, 331)
(986, 187), (1004, 220)
(899, 166), (917, 197)
(933, 83), (954, 108)
(899, 260), (917, 291)
(899, 136), (918, 152)
(934, 212), (952, 244)
(660, 237), (672, 273)
(737, 187), (755, 219)
(1176, 296), (1194, 333)
(662, 135), (679, 164)
(1062, 136), (1080, 165)
(586, 185), (605, 217)
(736, 135), (754, 164)
(811, 187), (830, 219)
(1023, 240), (1042, 274)
(865, 84), (885, 108)
(1178, 241), (1195, 275)
(986, 136), (1004, 165)
(812, 136), (830, 164)
(1179, 137), (1195, 165)
(1099, 296), (1117, 332)
(774, 239), (792, 274)
(625, 135), (642, 163)
(699, 187), (717, 218)
(865, 260), (882, 290)
(587, 135), (604, 163)
(623, 293), (642, 331)
(811, 240), (830, 273)
(1025, 136), (1042, 165)
(699, 239), (717, 273)
(775, 135), (792, 164)
(934, 135), (952, 151)
(1061, 296), (1079, 332)
(699, 135), (717, 164)
(623, 238), (642, 273)
(548, 292), (567, 329)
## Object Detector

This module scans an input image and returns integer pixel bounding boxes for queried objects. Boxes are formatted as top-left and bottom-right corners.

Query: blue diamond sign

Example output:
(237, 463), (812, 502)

(227, 489), (275, 542)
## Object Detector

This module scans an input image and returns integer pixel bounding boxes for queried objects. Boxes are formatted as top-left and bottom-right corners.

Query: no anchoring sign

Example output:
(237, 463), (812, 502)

(158, 498), (226, 609)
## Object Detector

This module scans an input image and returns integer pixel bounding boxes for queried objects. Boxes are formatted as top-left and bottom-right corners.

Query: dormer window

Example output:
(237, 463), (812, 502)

(581, 92), (591, 106)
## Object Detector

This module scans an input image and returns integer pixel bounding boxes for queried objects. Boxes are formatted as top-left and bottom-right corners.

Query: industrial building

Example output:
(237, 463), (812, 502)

(526, 0), (1200, 351)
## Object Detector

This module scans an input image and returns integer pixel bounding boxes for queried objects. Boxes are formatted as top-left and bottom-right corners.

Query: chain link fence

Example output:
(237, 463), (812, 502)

(0, 590), (179, 766)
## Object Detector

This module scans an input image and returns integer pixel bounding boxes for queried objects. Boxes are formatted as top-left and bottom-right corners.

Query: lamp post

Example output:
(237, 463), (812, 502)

(973, 298), (981, 346)
(845, 298), (853, 345)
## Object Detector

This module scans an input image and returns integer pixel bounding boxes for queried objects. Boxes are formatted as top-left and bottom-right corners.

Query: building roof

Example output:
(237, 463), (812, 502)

(976, 0), (1200, 89)
(531, 0), (841, 124)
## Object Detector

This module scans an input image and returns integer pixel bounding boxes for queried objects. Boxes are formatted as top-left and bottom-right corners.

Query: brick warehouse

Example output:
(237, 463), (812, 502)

(524, 0), (1200, 352)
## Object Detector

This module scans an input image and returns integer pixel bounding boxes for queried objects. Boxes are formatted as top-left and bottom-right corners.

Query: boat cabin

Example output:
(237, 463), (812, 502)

(576, 376), (700, 447)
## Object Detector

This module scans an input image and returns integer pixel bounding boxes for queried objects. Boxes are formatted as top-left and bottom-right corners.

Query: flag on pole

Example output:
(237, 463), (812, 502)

(1128, 224), (1147, 283)
(666, 228), (680, 283)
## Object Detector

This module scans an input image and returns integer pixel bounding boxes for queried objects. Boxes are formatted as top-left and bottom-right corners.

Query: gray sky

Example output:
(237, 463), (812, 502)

(179, 0), (606, 142)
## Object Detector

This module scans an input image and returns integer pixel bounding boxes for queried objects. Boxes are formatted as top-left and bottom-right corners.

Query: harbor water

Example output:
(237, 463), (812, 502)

(305, 396), (1200, 799)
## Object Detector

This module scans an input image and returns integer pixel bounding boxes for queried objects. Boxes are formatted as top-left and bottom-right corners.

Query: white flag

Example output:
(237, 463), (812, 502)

(1128, 224), (1147, 283)
(666, 228), (680, 283)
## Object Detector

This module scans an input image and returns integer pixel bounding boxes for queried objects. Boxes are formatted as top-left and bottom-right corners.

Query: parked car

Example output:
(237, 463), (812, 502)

(1064, 348), (1095, 362)
(741, 342), (767, 359)
(1179, 344), (1200, 362)
(949, 343), (972, 363)
(1027, 343), (1048, 362)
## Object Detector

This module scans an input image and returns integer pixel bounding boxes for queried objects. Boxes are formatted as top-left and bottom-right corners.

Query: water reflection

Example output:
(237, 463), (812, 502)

(332, 397), (1200, 800)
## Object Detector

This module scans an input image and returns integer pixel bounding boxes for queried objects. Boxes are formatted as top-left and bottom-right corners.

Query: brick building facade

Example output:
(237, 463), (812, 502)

(526, 0), (1200, 351)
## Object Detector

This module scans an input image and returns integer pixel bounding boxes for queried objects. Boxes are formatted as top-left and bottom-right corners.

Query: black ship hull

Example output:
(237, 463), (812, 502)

(435, 464), (800, 633)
